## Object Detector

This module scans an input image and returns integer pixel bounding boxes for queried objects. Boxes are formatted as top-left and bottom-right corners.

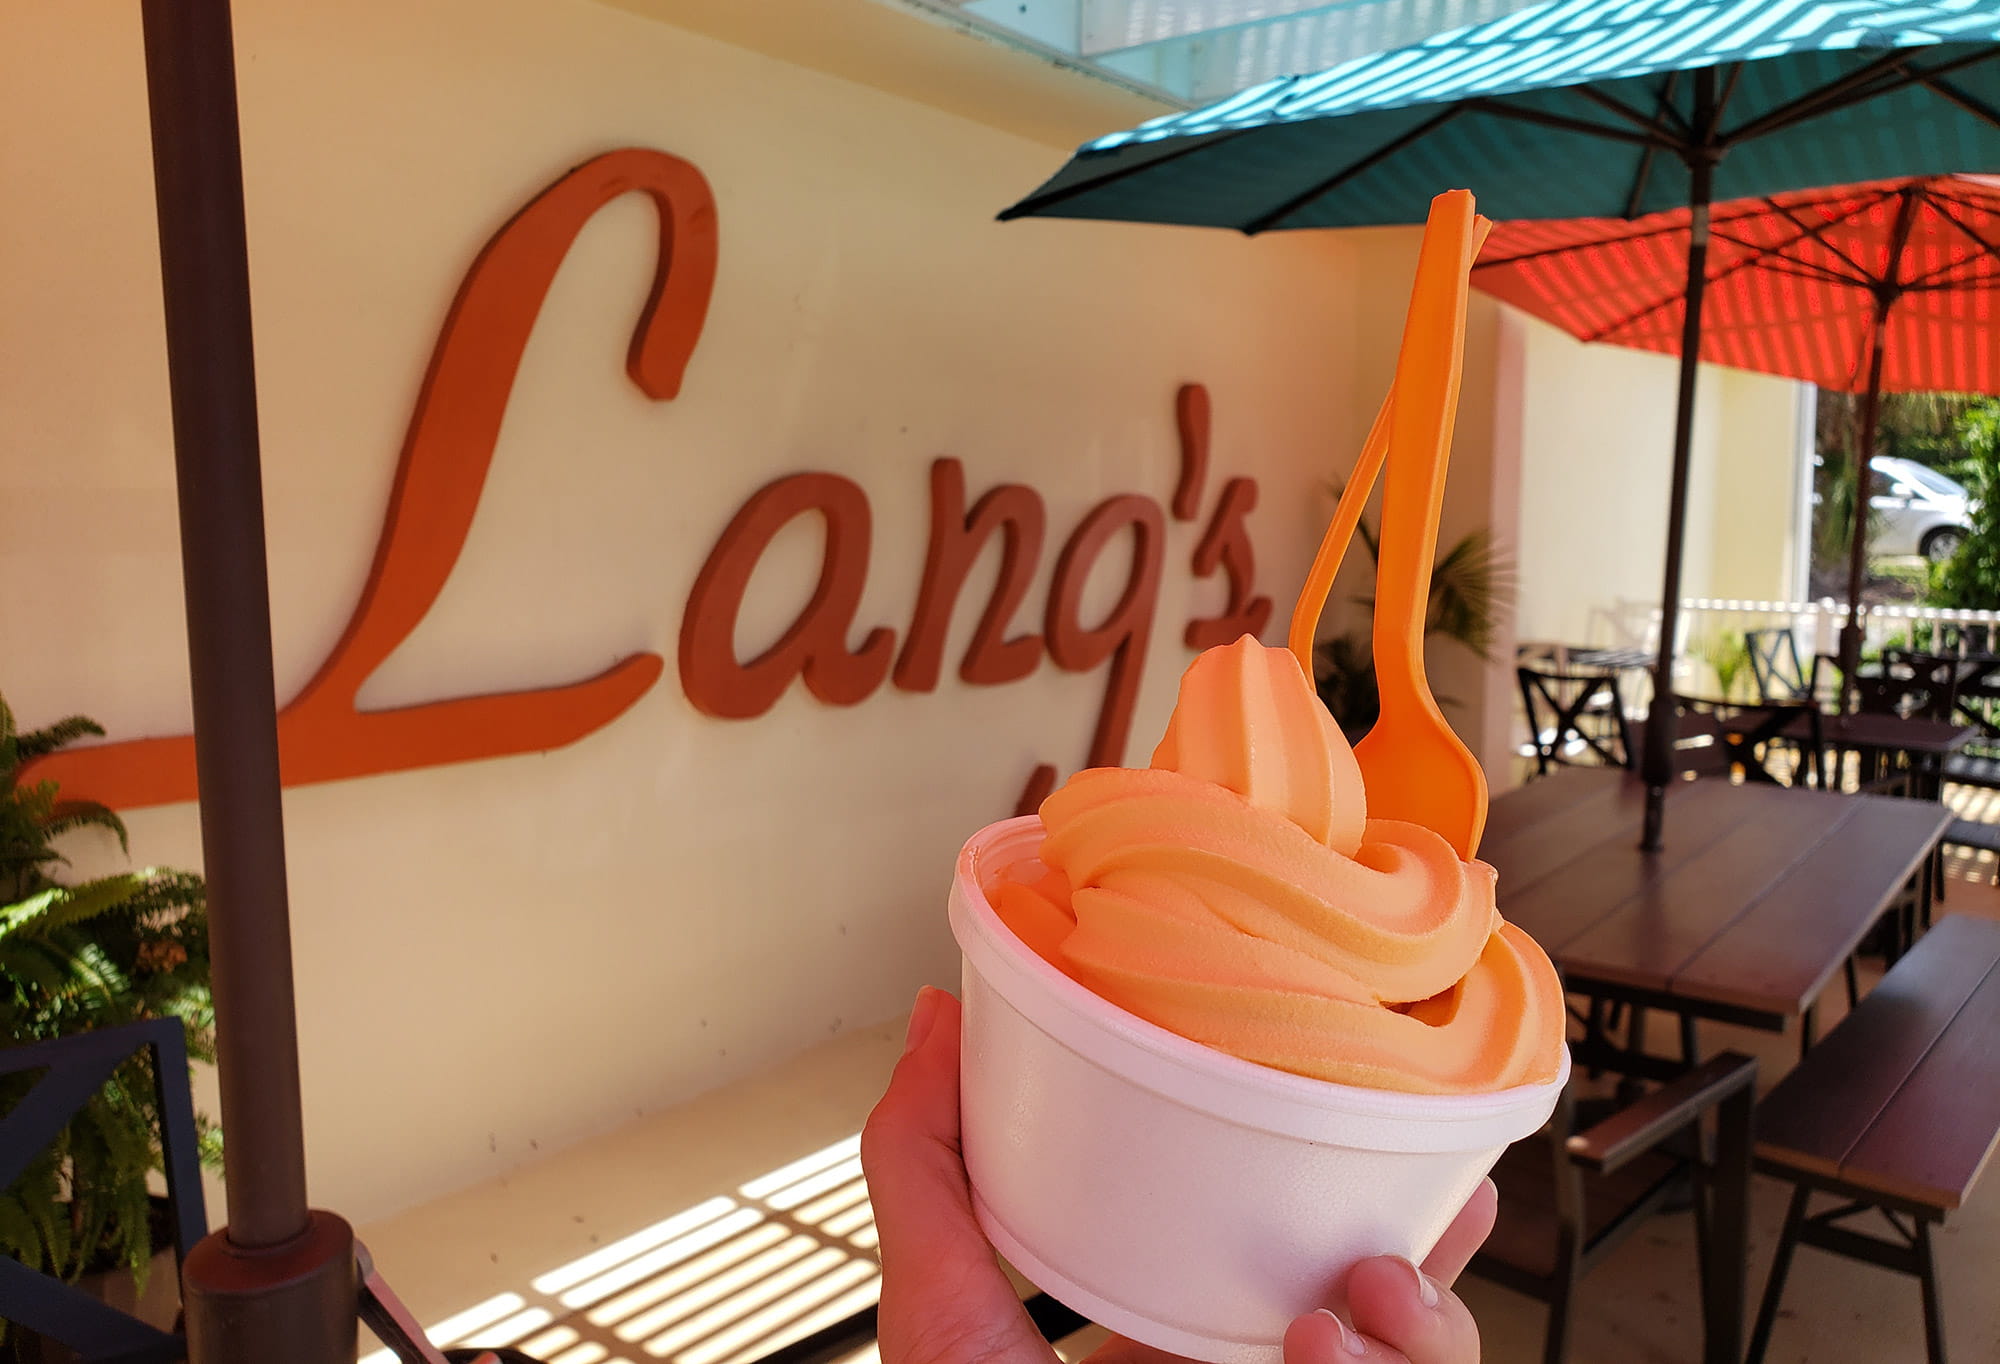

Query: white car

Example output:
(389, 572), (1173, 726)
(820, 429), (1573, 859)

(1869, 455), (1972, 562)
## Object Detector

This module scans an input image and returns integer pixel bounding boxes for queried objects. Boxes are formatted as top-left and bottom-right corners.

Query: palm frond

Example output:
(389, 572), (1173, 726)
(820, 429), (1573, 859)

(14, 715), (106, 765)
(41, 800), (129, 855)
(1427, 529), (1515, 658)
(1, 874), (155, 940)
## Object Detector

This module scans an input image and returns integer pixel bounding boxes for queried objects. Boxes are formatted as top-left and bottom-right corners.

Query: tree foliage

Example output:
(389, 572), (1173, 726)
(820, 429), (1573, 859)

(1927, 400), (2000, 610)
(1816, 390), (1984, 469)
(1812, 391), (1990, 599)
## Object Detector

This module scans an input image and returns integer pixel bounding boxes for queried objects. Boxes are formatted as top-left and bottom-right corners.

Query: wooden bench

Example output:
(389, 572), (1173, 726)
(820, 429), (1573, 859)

(1746, 914), (2000, 1364)
(1942, 816), (2000, 856)
(1942, 750), (2000, 789)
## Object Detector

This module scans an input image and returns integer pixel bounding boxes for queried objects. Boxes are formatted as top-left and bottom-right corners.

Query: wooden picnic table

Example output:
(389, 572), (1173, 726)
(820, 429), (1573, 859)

(1808, 712), (1975, 759)
(1806, 713), (1976, 802)
(1483, 769), (1950, 1055)
(1714, 709), (1974, 766)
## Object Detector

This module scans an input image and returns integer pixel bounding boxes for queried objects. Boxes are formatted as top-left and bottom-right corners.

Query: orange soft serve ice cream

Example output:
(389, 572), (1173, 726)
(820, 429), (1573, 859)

(992, 635), (1564, 1096)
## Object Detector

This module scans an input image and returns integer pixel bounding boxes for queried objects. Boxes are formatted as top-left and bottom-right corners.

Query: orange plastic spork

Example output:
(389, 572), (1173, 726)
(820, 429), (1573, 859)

(1281, 194), (1487, 864)
(1353, 191), (1491, 858)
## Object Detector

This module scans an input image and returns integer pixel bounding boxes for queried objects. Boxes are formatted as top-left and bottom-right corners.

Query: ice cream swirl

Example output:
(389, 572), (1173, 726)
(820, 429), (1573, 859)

(993, 635), (1564, 1095)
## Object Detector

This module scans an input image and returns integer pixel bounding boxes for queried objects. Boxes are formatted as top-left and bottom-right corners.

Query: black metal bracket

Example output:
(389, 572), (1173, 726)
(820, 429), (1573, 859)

(1794, 1199), (1930, 1276)
(1748, 1177), (1952, 1364)
(0, 1018), (209, 1363)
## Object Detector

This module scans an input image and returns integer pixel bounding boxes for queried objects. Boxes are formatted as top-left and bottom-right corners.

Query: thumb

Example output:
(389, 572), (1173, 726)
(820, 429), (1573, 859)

(863, 988), (1050, 1364)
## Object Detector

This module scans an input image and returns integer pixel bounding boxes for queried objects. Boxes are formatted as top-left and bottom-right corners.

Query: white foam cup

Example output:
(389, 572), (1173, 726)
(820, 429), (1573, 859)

(948, 816), (1570, 1364)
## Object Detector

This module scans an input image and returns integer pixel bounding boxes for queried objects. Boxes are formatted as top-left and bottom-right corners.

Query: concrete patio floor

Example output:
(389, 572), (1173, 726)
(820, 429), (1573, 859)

(354, 847), (2000, 1364)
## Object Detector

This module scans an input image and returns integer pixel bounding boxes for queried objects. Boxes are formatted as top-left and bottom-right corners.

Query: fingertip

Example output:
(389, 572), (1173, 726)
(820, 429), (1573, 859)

(1285, 1309), (1396, 1362)
(1347, 1256), (1426, 1326)
(1420, 1175), (1499, 1287)
(865, 991), (960, 1152)
(1284, 1308), (1350, 1362)
(1348, 1255), (1475, 1364)
(878, 989), (962, 1100)
(901, 986), (943, 1056)
(1452, 1176), (1498, 1250)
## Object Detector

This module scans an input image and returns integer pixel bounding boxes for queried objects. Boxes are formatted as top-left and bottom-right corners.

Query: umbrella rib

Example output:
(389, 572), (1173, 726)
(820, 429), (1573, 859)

(1246, 94), (1677, 233)
(1623, 72), (1688, 219)
(1761, 192), (1900, 289)
(1479, 219), (1696, 269)
(1240, 105), (1463, 233)
(1476, 192), (1828, 270)
(1572, 196), (1884, 344)
(1724, 193), (1887, 289)
(1755, 257), (1873, 289)
(1573, 84), (1683, 136)
(995, 126), (1263, 222)
(1768, 255), (1872, 290)
(1724, 50), (1923, 145)
(1917, 191), (2000, 285)
(1909, 71), (2000, 133)
(1713, 61), (1747, 130)
(1460, 97), (1673, 148)
(1837, 191), (1925, 390)
(1904, 274), (2000, 293)
(1931, 180), (2000, 212)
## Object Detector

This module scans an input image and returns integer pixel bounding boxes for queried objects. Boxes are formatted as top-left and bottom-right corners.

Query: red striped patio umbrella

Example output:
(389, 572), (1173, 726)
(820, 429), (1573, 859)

(1474, 175), (2000, 698)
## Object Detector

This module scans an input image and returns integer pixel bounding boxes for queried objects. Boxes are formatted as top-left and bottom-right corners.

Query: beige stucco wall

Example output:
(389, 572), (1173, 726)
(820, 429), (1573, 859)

(1508, 310), (1806, 652)
(2, 0), (1514, 1223)
(1705, 367), (1811, 603)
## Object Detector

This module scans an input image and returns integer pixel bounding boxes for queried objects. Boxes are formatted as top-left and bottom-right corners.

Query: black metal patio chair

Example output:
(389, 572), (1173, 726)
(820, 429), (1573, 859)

(0, 1019), (207, 1364)
(1518, 665), (1634, 777)
(1744, 628), (1819, 705)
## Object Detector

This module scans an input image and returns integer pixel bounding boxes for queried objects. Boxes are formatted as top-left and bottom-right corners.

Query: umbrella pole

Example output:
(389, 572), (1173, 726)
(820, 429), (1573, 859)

(139, 1), (357, 1359)
(1838, 301), (1894, 711)
(1639, 156), (1716, 851)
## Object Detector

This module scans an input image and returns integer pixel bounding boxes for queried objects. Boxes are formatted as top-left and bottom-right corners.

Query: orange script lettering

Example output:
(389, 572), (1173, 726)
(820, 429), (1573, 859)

(31, 149), (1267, 818)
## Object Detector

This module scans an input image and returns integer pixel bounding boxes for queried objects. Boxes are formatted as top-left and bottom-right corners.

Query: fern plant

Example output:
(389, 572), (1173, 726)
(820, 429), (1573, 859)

(0, 694), (217, 1341)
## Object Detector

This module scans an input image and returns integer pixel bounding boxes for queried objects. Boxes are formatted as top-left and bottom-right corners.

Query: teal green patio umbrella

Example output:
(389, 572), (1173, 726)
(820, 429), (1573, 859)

(1001, 0), (2000, 847)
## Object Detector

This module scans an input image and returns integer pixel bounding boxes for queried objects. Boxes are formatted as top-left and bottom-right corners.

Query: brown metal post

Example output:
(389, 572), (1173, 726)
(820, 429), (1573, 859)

(1837, 186), (1922, 710)
(137, 0), (356, 1358)
(1838, 314), (1891, 710)
(1639, 80), (1717, 851)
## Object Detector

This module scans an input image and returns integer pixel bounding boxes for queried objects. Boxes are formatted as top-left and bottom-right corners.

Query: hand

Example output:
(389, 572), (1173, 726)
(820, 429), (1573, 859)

(862, 987), (1495, 1364)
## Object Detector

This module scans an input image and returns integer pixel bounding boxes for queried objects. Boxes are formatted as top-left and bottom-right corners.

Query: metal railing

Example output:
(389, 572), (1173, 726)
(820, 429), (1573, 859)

(1676, 598), (2000, 663)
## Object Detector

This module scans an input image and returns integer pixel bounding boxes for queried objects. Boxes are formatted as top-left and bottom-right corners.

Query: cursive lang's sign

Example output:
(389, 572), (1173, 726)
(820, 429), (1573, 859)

(27, 149), (1270, 817)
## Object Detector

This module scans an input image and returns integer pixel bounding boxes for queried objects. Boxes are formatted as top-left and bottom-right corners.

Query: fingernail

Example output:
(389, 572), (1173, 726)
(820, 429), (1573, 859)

(1395, 1257), (1441, 1309)
(1314, 1309), (1368, 1357)
(902, 987), (942, 1057)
